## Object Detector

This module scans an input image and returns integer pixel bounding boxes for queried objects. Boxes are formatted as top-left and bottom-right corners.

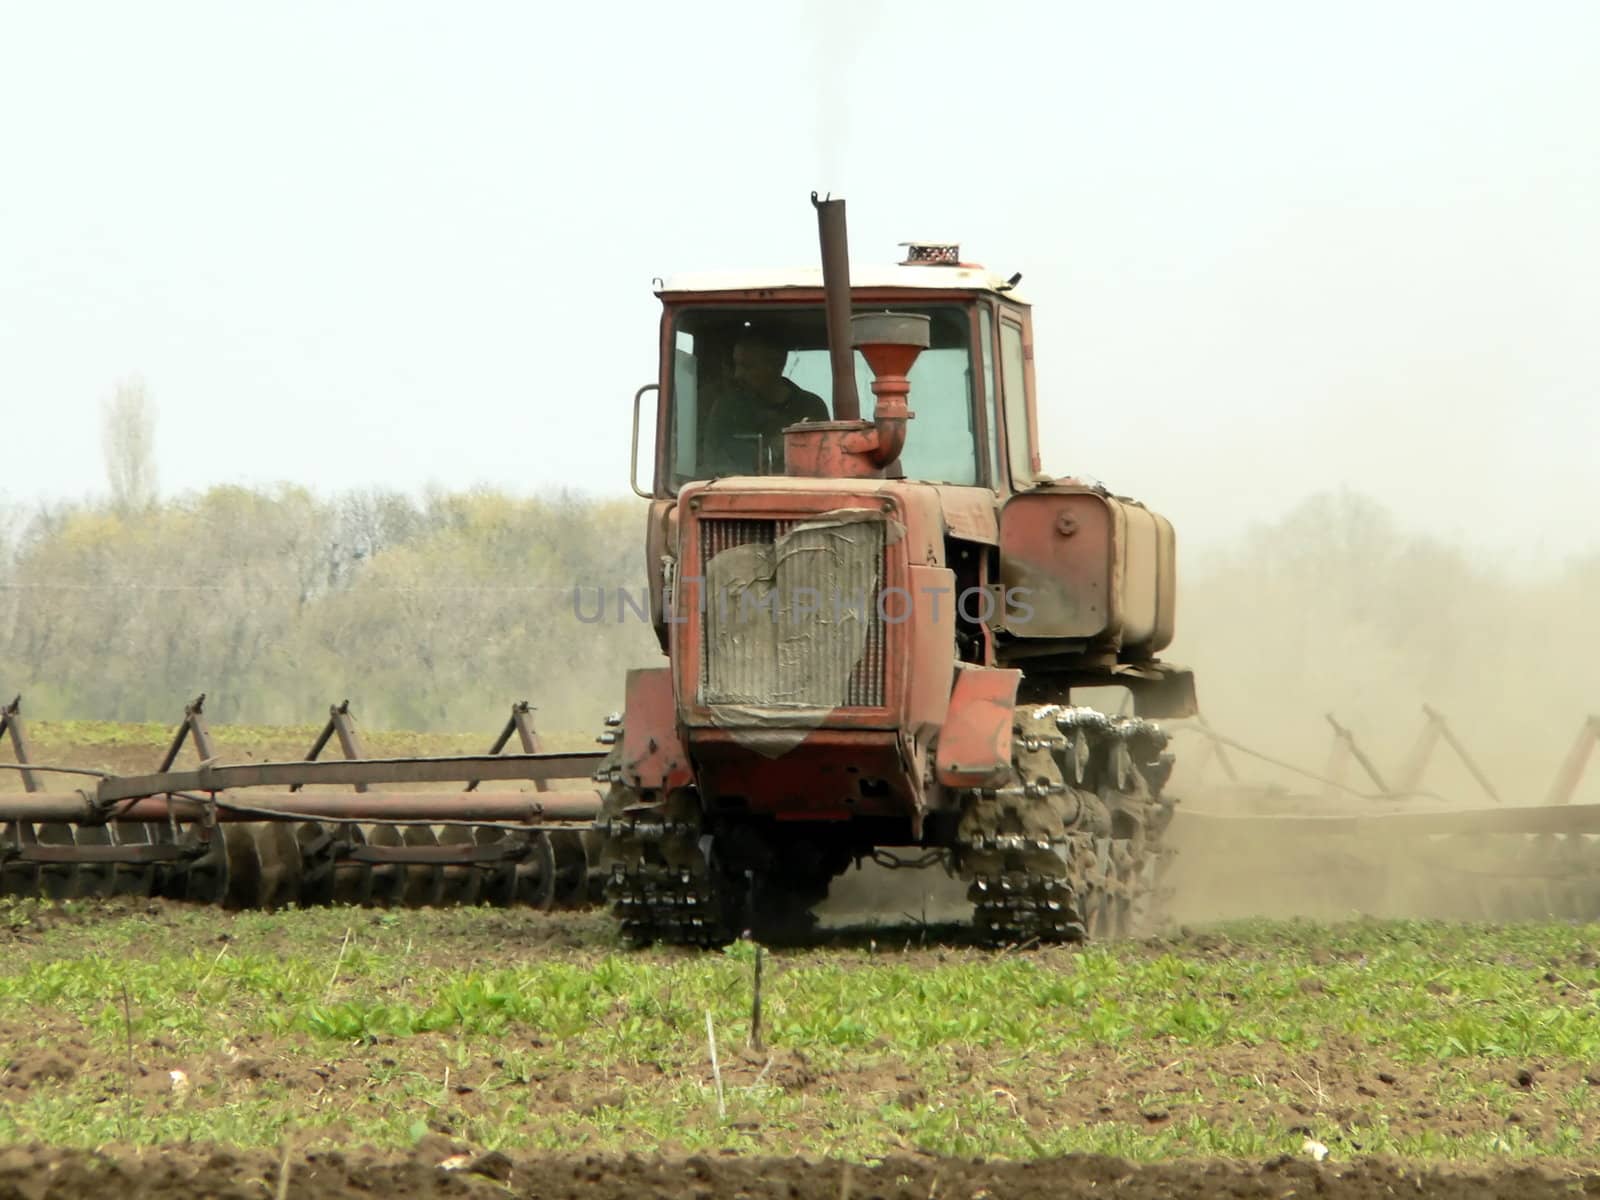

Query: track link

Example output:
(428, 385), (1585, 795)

(593, 732), (739, 948)
(606, 860), (735, 947)
(957, 706), (1176, 946)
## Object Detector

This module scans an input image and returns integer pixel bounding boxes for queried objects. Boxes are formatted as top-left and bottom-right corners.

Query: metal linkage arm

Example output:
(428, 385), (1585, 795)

(94, 752), (605, 805)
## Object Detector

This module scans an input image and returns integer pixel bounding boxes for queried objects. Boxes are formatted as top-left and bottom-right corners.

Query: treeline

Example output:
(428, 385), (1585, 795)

(0, 486), (659, 732)
(1, 485), (1595, 796)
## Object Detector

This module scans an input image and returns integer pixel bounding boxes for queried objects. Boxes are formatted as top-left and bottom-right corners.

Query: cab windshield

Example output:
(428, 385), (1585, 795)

(666, 303), (978, 489)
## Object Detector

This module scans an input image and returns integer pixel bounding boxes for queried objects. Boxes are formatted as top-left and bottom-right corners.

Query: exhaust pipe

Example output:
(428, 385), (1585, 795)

(812, 193), (862, 424)
(789, 193), (929, 478)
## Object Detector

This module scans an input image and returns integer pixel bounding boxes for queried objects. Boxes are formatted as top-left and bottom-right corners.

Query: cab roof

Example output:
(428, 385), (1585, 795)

(655, 263), (1028, 304)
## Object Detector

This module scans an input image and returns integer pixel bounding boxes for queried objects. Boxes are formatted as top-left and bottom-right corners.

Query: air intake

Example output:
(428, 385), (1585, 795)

(900, 242), (959, 266)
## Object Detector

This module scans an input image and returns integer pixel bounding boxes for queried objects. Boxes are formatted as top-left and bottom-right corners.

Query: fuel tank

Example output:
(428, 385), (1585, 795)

(997, 485), (1176, 658)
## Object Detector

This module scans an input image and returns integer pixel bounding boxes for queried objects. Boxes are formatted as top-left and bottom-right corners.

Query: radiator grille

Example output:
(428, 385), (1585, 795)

(697, 515), (888, 710)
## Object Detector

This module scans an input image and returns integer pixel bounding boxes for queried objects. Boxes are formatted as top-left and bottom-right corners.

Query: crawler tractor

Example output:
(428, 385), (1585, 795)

(594, 195), (1194, 946)
(6, 194), (1595, 934)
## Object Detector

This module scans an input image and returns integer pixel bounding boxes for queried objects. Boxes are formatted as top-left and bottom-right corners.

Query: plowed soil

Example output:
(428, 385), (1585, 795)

(0, 1146), (1594, 1200)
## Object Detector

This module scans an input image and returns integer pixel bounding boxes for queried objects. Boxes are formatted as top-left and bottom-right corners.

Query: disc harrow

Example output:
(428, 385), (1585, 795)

(6, 692), (1599, 931)
(0, 695), (602, 910)
(1164, 708), (1600, 923)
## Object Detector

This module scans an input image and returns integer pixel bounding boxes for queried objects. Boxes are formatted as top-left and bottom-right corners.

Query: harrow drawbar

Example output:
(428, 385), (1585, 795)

(0, 695), (604, 910)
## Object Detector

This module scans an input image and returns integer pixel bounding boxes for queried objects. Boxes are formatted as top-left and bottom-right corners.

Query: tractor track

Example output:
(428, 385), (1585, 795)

(597, 705), (1179, 948)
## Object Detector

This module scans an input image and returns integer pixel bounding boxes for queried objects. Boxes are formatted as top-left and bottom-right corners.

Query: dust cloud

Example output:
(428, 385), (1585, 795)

(818, 486), (1600, 932)
(1151, 488), (1600, 925)
(1168, 489), (1599, 808)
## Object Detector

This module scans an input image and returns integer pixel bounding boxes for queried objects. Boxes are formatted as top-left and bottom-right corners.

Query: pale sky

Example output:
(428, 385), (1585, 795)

(3, 0), (1597, 560)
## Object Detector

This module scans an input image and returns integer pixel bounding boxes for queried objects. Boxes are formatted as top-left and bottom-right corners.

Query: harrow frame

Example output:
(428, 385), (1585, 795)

(1164, 707), (1600, 922)
(0, 694), (603, 910)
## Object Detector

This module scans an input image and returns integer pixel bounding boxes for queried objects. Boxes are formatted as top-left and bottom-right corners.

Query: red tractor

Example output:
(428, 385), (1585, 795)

(597, 196), (1193, 945)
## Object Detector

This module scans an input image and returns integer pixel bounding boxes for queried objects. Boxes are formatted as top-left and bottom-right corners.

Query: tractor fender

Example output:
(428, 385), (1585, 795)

(620, 667), (693, 793)
(934, 666), (1022, 789)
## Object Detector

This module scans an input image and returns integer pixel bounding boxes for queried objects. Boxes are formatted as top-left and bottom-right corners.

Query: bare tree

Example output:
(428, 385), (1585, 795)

(102, 377), (158, 513)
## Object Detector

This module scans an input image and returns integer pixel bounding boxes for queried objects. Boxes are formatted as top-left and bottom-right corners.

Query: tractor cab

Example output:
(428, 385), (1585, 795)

(633, 248), (1044, 498)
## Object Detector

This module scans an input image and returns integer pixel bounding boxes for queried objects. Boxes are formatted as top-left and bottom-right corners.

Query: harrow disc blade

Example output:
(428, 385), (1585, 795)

(436, 825), (484, 906)
(471, 827), (521, 906)
(547, 830), (590, 908)
(1, 822), (40, 898)
(515, 831), (558, 911)
(362, 824), (410, 907)
(107, 823), (159, 898)
(71, 825), (117, 898)
(182, 831), (230, 906)
(218, 825), (267, 909)
(399, 827), (445, 907)
(253, 822), (304, 909)
(148, 823), (189, 900)
(34, 823), (80, 901)
(293, 822), (341, 907)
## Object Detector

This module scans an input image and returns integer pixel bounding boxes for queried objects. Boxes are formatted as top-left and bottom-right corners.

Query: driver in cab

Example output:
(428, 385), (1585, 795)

(701, 332), (828, 475)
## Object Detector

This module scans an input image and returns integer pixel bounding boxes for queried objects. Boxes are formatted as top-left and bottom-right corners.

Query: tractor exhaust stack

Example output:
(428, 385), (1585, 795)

(812, 193), (861, 423)
(788, 194), (930, 479)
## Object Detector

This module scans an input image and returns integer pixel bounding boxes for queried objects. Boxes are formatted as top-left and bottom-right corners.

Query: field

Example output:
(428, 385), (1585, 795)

(3, 724), (1600, 1196)
(0, 903), (1598, 1196)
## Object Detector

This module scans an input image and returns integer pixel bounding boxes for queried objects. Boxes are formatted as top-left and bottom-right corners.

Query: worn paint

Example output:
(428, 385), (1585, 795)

(935, 666), (1022, 788)
(998, 486), (1175, 655)
(620, 667), (693, 793)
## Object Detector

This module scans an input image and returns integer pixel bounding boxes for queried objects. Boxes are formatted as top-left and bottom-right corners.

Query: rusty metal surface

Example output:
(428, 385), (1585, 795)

(8, 840), (197, 864)
(689, 728), (914, 820)
(95, 753), (604, 805)
(0, 697), (41, 794)
(904, 564), (957, 739)
(466, 701), (547, 793)
(0, 789), (602, 824)
(291, 701), (370, 793)
(0, 692), (605, 910)
(1324, 713), (1392, 796)
(934, 666), (1020, 787)
(932, 485), (999, 545)
(1547, 716), (1600, 805)
(782, 419), (888, 480)
(812, 193), (861, 422)
(344, 840), (531, 866)
(620, 667), (692, 792)
(999, 489), (1114, 640)
(997, 488), (1176, 656)
(157, 694), (217, 772)
(676, 489), (922, 732)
